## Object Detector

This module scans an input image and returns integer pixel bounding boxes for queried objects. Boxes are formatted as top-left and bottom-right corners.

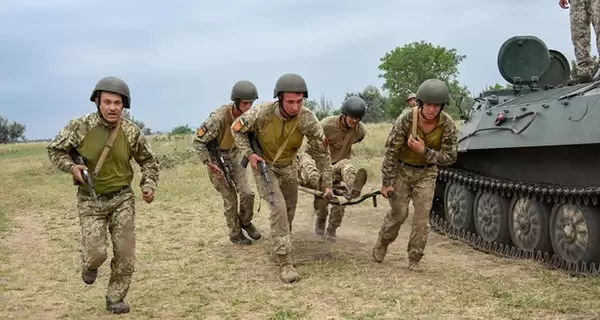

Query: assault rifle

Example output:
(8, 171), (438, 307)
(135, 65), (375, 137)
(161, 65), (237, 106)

(68, 149), (98, 202)
(240, 132), (275, 206)
(206, 140), (235, 191)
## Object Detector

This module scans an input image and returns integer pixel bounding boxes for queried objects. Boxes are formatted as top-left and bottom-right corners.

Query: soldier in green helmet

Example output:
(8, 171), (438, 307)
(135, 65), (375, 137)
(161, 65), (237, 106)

(372, 78), (458, 270)
(231, 73), (334, 283)
(46, 76), (160, 314)
(192, 80), (262, 245)
(297, 95), (369, 240)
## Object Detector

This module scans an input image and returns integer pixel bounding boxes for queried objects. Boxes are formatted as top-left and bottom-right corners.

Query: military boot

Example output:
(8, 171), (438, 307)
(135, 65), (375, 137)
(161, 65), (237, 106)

(242, 222), (262, 240)
(229, 231), (252, 245)
(372, 238), (389, 263)
(315, 217), (326, 236)
(325, 224), (337, 241)
(408, 258), (420, 271)
(350, 168), (368, 198)
(277, 254), (300, 283)
(81, 267), (98, 285)
(105, 296), (130, 314)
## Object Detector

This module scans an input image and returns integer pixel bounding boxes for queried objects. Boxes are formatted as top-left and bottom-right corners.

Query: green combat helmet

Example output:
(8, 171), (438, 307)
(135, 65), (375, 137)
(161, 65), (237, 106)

(89, 76), (131, 108)
(416, 79), (450, 107)
(231, 80), (259, 101)
(273, 73), (308, 98)
(341, 96), (367, 118)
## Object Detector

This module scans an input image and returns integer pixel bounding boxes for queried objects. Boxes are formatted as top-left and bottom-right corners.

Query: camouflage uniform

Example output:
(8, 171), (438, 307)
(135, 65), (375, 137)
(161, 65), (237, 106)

(192, 80), (261, 245)
(232, 73), (333, 283)
(46, 76), (159, 314)
(568, 0), (600, 82)
(373, 79), (458, 270)
(298, 96), (369, 239)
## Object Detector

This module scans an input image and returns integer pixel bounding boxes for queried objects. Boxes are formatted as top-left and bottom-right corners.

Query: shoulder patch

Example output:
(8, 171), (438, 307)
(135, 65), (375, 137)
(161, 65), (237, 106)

(196, 126), (207, 137)
(232, 117), (246, 132)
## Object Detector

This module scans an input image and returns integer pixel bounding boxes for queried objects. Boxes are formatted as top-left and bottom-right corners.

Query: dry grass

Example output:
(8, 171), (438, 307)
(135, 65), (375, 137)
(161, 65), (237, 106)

(1, 123), (600, 320)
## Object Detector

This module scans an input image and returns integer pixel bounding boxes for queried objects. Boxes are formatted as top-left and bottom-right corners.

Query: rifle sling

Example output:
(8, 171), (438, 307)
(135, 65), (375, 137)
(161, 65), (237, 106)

(270, 107), (302, 165)
(93, 118), (122, 178)
(411, 107), (418, 138)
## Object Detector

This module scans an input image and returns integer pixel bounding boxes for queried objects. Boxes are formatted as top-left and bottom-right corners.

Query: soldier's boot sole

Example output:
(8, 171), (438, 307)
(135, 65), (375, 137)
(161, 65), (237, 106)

(242, 223), (262, 240)
(315, 217), (326, 236)
(229, 232), (252, 245)
(82, 267), (98, 285)
(105, 297), (130, 314)
(372, 241), (389, 263)
(350, 168), (368, 199)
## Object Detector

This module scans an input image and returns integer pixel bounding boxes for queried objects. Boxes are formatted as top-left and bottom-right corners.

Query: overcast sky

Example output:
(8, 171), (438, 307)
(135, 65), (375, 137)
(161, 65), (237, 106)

(0, 0), (588, 139)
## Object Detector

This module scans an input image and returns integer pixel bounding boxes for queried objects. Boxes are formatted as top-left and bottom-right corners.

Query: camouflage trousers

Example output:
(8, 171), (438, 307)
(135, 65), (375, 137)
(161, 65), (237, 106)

(252, 162), (298, 257)
(76, 186), (136, 303)
(376, 164), (438, 262)
(570, 0), (600, 77)
(298, 156), (358, 228)
(207, 150), (255, 238)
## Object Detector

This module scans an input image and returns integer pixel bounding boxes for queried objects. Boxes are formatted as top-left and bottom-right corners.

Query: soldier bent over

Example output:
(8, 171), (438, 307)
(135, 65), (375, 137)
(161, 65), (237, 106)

(298, 96), (369, 240)
(372, 79), (458, 270)
(192, 80), (261, 245)
(232, 73), (334, 283)
(47, 76), (159, 314)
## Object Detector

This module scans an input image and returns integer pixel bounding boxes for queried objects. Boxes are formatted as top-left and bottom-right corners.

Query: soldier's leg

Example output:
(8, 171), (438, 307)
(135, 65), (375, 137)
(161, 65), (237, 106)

(252, 167), (299, 283)
(570, 0), (593, 80)
(406, 167), (438, 270)
(300, 155), (328, 235)
(325, 205), (344, 241)
(105, 191), (136, 314)
(591, 0), (600, 79)
(231, 154), (261, 240)
(372, 168), (412, 263)
(77, 193), (109, 285)
(336, 159), (368, 199)
(278, 165), (299, 232)
(207, 166), (251, 245)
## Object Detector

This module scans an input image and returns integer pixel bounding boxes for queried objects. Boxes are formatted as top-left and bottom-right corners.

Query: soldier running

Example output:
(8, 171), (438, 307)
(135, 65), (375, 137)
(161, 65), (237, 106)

(192, 80), (262, 245)
(297, 96), (369, 240)
(231, 73), (334, 283)
(372, 78), (458, 270)
(47, 76), (160, 314)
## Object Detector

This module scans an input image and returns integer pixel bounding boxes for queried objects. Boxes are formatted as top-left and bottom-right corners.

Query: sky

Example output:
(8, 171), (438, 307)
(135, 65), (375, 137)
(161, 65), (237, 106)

(0, 0), (590, 139)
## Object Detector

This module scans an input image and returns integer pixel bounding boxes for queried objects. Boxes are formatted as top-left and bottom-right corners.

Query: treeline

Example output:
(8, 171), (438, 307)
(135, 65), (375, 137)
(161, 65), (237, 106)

(3, 42), (595, 143)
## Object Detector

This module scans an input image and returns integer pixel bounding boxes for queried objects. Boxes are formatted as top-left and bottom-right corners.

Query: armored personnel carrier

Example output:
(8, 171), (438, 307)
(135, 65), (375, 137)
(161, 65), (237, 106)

(430, 35), (600, 275)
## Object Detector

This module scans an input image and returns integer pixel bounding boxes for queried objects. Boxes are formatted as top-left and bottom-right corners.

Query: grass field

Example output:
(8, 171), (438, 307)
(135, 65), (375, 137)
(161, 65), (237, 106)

(1, 122), (600, 320)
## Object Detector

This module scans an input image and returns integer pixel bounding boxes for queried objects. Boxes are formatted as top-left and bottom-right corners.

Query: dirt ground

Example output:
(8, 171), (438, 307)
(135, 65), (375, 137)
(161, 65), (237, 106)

(1, 140), (600, 320)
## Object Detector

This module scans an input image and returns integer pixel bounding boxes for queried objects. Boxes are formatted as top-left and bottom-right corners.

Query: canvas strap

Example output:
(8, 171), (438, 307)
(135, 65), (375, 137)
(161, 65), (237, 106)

(93, 118), (122, 177)
(271, 107), (303, 165)
(411, 107), (418, 138)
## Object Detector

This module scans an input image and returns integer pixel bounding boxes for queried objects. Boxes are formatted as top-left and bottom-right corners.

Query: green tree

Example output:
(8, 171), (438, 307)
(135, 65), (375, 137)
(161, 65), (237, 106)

(0, 116), (26, 144)
(377, 41), (471, 119)
(170, 125), (194, 135)
(344, 85), (389, 123)
(122, 109), (151, 135)
(304, 93), (336, 120)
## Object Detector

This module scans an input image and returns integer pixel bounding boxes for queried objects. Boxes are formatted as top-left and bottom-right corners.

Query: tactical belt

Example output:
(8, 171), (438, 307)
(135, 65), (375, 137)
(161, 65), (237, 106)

(79, 185), (131, 199)
(399, 161), (435, 169)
